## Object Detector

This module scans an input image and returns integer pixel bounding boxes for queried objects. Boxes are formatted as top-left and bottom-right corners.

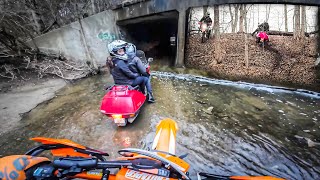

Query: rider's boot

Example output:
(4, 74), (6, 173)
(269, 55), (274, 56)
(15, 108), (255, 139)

(140, 86), (146, 94)
(147, 92), (155, 103)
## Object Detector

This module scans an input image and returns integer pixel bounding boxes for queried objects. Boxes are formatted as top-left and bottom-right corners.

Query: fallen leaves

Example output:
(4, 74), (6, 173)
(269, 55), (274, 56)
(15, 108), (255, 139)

(185, 33), (318, 87)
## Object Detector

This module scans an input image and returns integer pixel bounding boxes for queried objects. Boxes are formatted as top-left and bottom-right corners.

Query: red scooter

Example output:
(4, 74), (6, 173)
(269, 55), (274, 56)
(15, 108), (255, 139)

(100, 58), (153, 126)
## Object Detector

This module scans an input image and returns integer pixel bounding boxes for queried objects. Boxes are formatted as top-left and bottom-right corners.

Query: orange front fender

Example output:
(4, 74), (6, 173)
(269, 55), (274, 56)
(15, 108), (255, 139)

(152, 118), (178, 155)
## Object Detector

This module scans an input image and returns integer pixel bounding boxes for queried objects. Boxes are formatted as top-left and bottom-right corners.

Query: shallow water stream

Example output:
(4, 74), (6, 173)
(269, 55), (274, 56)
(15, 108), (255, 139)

(0, 72), (319, 179)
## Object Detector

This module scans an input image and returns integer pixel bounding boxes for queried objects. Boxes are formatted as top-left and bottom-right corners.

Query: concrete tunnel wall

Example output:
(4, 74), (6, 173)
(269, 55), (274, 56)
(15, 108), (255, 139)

(117, 11), (178, 65)
(27, 10), (119, 66)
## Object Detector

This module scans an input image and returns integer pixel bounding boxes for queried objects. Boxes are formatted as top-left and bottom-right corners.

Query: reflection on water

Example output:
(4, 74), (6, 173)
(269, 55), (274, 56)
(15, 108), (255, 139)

(0, 72), (319, 180)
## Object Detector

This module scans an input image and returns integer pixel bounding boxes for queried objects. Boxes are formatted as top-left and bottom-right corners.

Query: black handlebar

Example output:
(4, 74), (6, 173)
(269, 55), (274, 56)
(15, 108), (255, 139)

(53, 157), (98, 169)
(53, 157), (133, 170)
(97, 160), (133, 169)
(33, 158), (133, 179)
(34, 156), (183, 180)
(53, 157), (164, 170)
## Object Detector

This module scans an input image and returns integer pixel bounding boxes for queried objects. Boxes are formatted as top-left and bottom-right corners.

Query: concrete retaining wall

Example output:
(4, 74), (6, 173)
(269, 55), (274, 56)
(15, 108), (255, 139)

(28, 10), (119, 66)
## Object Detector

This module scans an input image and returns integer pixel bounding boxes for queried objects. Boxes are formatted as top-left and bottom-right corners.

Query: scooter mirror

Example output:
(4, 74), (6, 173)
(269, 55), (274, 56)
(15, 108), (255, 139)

(148, 58), (153, 62)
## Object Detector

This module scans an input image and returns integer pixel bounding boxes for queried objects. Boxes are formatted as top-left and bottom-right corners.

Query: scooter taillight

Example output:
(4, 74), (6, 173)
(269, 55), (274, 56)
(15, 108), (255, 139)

(112, 114), (122, 119)
(109, 114), (135, 119)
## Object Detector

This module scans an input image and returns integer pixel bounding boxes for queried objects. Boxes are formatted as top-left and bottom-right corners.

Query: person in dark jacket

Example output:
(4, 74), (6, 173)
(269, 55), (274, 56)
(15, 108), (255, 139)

(251, 22), (270, 36)
(128, 50), (149, 76)
(126, 43), (155, 102)
(199, 11), (213, 25)
(199, 12), (212, 38)
(107, 40), (155, 103)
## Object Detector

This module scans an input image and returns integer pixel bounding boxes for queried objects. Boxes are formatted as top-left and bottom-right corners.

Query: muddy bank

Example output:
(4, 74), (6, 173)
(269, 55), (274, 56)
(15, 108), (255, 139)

(0, 75), (67, 135)
(186, 33), (320, 92)
(0, 55), (107, 134)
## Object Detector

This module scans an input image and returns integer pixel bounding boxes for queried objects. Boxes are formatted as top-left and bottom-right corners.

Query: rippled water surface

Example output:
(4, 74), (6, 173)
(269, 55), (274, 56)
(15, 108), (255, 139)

(0, 72), (319, 180)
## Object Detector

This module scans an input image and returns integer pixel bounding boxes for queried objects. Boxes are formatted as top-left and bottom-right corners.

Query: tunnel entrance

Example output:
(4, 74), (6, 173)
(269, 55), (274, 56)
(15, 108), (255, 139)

(117, 11), (178, 66)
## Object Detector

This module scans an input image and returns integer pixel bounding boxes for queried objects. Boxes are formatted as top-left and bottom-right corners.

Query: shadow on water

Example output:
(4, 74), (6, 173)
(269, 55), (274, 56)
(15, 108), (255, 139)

(0, 72), (320, 179)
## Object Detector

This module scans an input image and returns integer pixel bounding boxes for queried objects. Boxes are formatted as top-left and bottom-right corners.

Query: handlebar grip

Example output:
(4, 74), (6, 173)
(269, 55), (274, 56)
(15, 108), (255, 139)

(53, 158), (98, 169)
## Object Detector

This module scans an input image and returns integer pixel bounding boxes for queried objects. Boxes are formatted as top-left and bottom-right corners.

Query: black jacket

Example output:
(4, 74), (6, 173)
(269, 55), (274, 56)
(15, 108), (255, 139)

(128, 56), (148, 77)
(111, 58), (139, 85)
(200, 16), (212, 24)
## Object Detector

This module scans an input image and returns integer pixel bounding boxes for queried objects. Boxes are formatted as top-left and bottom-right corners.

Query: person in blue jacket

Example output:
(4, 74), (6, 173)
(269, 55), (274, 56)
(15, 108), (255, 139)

(107, 40), (155, 103)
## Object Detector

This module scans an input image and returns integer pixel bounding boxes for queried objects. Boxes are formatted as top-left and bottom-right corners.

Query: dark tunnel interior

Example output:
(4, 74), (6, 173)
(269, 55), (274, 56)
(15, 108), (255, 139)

(118, 11), (178, 66)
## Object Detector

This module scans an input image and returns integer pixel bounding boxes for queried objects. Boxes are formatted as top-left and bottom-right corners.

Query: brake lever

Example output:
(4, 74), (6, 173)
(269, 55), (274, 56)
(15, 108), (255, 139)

(179, 153), (188, 159)
(56, 166), (83, 178)
(131, 158), (162, 169)
(102, 169), (110, 180)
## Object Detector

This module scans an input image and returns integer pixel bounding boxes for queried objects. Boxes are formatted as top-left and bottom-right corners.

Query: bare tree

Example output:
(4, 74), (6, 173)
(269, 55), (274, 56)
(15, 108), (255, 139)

(228, 5), (234, 32)
(245, 33), (249, 68)
(284, 4), (288, 32)
(239, 4), (244, 33)
(244, 4), (248, 33)
(0, 0), (116, 71)
(213, 5), (220, 38)
(301, 5), (306, 37)
(266, 4), (271, 22)
(229, 4), (240, 33)
(294, 5), (301, 39)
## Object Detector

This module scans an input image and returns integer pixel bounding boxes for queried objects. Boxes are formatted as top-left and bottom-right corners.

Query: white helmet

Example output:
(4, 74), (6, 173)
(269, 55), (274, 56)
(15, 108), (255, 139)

(107, 40), (129, 60)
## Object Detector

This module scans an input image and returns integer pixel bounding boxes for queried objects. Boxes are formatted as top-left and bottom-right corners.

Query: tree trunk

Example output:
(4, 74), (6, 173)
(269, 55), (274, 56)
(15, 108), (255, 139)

(239, 4), (244, 33)
(214, 5), (220, 38)
(228, 5), (234, 32)
(257, 4), (260, 24)
(244, 4), (247, 33)
(284, 4), (288, 32)
(30, 9), (44, 34)
(245, 34), (249, 68)
(266, 4), (271, 22)
(301, 6), (306, 37)
(233, 5), (239, 33)
(294, 5), (301, 39)
(251, 7), (254, 34)
(317, 6), (320, 54)
(32, 0), (46, 32)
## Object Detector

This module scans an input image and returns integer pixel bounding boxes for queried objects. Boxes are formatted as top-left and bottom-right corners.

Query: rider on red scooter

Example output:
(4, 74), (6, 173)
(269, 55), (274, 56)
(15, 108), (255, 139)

(126, 43), (155, 103)
(256, 31), (269, 46)
(107, 40), (155, 103)
(252, 22), (270, 47)
(126, 44), (149, 77)
(199, 12), (212, 30)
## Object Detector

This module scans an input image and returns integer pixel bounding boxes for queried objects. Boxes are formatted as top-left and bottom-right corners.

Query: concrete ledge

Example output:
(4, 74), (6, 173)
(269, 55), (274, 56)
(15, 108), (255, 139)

(0, 79), (67, 135)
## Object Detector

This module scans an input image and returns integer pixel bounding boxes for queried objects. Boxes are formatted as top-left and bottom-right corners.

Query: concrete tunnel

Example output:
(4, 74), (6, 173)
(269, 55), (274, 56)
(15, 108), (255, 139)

(117, 11), (179, 66)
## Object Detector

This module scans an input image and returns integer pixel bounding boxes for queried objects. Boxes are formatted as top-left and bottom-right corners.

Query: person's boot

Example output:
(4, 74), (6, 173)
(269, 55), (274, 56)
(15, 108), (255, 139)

(139, 85), (145, 94)
(147, 92), (155, 103)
